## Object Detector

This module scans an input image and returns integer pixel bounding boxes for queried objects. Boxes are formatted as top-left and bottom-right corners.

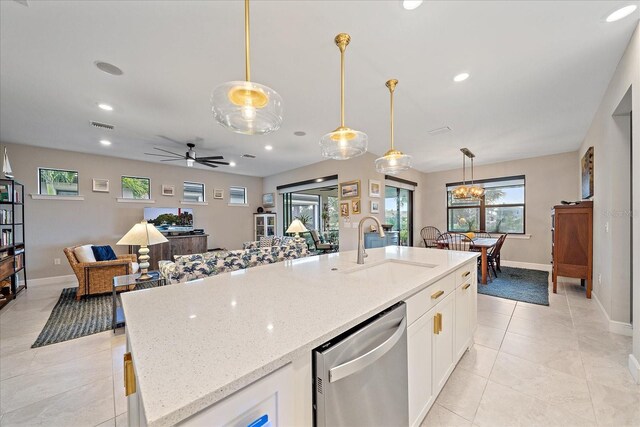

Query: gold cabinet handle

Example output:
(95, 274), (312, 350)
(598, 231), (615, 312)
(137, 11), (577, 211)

(433, 314), (439, 335)
(124, 352), (136, 396)
(462, 271), (471, 278)
(438, 313), (443, 333)
(431, 290), (444, 300)
(462, 283), (471, 290)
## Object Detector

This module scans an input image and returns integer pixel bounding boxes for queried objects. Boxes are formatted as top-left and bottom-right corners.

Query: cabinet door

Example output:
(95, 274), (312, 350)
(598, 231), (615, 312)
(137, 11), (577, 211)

(455, 281), (473, 360)
(407, 313), (433, 427)
(432, 291), (455, 394)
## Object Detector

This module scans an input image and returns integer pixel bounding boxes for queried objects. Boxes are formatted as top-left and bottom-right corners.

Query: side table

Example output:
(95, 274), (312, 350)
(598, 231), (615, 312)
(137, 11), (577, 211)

(112, 270), (166, 332)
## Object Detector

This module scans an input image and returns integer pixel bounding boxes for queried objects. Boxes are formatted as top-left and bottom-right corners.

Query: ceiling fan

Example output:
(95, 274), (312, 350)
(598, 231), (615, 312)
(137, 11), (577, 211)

(144, 140), (229, 168)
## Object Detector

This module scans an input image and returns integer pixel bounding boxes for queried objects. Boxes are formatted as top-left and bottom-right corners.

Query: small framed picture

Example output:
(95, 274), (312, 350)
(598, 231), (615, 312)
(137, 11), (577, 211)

(340, 201), (349, 217)
(262, 193), (275, 208)
(92, 179), (109, 193)
(369, 179), (381, 198)
(339, 180), (360, 199)
(351, 198), (361, 215)
(370, 200), (380, 213)
(213, 188), (224, 199)
(161, 185), (175, 196)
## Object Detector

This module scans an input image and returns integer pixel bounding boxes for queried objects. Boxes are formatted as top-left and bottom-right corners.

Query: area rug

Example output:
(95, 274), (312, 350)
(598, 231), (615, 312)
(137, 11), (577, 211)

(32, 282), (158, 348)
(477, 266), (549, 306)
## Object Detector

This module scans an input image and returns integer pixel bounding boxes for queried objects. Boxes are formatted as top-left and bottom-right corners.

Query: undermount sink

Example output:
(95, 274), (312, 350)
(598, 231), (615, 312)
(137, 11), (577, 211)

(341, 259), (435, 280)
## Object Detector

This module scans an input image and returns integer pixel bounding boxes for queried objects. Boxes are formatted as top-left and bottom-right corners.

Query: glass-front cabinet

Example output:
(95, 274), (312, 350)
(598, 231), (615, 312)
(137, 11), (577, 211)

(254, 213), (276, 240)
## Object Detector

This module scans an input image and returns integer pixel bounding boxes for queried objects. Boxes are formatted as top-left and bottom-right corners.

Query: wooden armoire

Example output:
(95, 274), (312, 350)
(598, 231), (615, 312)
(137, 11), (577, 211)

(551, 201), (593, 298)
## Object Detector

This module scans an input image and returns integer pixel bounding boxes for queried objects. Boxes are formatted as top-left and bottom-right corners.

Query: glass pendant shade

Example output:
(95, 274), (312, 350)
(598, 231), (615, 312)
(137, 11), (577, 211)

(376, 79), (412, 174)
(320, 126), (368, 160)
(211, 81), (283, 135)
(452, 185), (470, 200)
(211, 0), (282, 135)
(320, 33), (367, 160)
(469, 185), (485, 199)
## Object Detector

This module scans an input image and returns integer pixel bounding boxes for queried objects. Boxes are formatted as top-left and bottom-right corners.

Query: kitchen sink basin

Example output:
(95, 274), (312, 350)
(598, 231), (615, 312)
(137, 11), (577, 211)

(341, 259), (435, 280)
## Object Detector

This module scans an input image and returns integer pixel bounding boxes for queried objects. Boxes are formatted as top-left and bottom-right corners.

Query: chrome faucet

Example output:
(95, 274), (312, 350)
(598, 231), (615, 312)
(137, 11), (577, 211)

(357, 216), (385, 264)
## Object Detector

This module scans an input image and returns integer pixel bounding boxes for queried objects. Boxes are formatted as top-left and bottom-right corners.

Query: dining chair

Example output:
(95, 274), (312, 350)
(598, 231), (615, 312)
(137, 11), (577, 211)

(437, 232), (473, 251)
(492, 233), (507, 272)
(482, 233), (507, 278)
(420, 226), (442, 248)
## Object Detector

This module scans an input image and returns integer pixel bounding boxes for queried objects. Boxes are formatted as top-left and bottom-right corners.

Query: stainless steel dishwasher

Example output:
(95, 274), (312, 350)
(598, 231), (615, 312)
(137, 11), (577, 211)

(313, 302), (408, 427)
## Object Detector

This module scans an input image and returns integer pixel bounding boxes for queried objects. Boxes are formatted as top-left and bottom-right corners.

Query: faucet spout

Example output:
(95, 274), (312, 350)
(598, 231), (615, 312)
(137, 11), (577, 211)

(357, 216), (385, 264)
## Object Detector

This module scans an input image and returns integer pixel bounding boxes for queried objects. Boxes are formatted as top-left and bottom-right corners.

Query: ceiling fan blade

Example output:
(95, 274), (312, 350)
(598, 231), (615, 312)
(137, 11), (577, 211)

(144, 153), (182, 158)
(198, 159), (230, 166)
(196, 156), (224, 160)
(160, 159), (185, 162)
(153, 147), (184, 157)
(198, 162), (218, 168)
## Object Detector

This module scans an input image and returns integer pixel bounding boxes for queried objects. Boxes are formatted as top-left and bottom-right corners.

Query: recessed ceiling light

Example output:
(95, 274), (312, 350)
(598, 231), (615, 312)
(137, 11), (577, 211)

(95, 61), (123, 76)
(265, 145), (273, 151)
(606, 5), (637, 22)
(100, 139), (112, 146)
(453, 72), (470, 82)
(229, 161), (236, 167)
(294, 131), (306, 136)
(402, 0), (423, 10)
(97, 103), (113, 111)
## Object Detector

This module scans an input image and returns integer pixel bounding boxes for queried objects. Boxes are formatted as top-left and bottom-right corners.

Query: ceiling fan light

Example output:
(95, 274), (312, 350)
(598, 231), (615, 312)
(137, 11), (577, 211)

(211, 81), (282, 135)
(319, 127), (368, 160)
(186, 158), (195, 167)
(375, 149), (412, 174)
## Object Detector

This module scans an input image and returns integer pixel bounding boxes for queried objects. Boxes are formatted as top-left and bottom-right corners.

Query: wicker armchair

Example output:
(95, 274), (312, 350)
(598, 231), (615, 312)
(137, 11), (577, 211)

(64, 246), (137, 300)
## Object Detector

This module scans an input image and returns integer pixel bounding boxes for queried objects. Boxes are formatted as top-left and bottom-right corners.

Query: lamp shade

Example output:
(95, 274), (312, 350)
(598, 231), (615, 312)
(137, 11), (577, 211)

(286, 219), (308, 234)
(116, 221), (168, 246)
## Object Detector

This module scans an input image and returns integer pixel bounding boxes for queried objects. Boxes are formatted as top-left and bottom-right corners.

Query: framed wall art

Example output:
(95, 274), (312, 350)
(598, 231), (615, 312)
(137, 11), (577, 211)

(370, 200), (380, 214)
(369, 179), (381, 198)
(262, 192), (275, 208)
(213, 188), (224, 199)
(161, 185), (175, 196)
(339, 180), (360, 199)
(581, 146), (594, 199)
(92, 179), (109, 193)
(340, 201), (349, 217)
(351, 198), (361, 214)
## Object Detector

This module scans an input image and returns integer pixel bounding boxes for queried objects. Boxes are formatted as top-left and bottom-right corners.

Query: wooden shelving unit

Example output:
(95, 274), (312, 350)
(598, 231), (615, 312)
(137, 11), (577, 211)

(0, 178), (27, 310)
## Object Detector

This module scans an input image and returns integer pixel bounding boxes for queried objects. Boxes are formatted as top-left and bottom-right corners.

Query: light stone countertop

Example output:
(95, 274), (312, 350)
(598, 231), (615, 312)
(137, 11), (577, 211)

(121, 246), (478, 426)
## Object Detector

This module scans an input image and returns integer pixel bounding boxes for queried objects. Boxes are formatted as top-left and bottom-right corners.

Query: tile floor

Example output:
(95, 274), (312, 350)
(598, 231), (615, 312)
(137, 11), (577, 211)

(0, 278), (638, 427)
(421, 280), (640, 427)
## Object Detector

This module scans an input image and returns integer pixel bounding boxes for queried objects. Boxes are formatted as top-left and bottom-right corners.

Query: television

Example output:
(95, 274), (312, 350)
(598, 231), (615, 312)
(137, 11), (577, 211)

(144, 207), (193, 233)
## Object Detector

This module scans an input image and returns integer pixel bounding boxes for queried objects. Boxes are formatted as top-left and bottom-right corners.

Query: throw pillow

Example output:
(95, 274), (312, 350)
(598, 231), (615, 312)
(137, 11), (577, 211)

(259, 236), (273, 248)
(91, 245), (118, 261)
(74, 244), (97, 263)
(271, 237), (282, 246)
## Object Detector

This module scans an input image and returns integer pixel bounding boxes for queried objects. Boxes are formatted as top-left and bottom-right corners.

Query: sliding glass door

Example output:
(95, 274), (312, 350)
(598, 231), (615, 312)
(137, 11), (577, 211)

(385, 186), (413, 246)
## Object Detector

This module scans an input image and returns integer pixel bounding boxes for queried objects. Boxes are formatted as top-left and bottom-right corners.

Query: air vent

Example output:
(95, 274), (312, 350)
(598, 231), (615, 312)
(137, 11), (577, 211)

(317, 377), (323, 394)
(428, 126), (452, 135)
(241, 154), (256, 159)
(90, 121), (114, 130)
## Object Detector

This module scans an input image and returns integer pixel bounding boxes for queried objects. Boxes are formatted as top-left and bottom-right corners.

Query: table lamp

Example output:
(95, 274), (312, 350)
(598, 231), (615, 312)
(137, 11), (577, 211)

(286, 219), (308, 242)
(117, 220), (168, 280)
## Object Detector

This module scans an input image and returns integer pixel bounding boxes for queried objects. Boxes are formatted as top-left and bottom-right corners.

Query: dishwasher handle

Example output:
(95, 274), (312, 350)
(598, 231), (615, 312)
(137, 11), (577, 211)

(328, 316), (406, 383)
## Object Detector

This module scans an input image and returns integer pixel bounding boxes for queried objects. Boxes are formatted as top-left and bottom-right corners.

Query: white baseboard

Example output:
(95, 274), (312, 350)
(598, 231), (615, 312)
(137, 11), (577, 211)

(501, 260), (552, 272)
(592, 291), (633, 337)
(28, 274), (77, 287)
(629, 354), (640, 384)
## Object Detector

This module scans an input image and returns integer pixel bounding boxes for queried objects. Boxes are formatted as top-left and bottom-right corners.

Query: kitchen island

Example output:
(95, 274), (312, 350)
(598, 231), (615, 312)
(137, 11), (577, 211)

(122, 246), (479, 427)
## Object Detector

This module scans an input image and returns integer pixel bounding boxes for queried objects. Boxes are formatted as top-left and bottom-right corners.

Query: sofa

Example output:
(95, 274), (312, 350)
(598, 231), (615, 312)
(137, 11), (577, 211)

(159, 237), (309, 284)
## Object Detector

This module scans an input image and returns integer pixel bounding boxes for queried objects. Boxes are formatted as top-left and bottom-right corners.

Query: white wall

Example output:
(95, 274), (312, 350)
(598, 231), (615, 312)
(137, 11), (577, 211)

(422, 151), (579, 266)
(3, 142), (263, 279)
(263, 152), (427, 251)
(577, 23), (639, 368)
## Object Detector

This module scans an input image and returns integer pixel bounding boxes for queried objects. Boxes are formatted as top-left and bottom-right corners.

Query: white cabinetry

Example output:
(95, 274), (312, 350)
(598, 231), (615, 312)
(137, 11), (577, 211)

(254, 213), (276, 241)
(406, 260), (477, 427)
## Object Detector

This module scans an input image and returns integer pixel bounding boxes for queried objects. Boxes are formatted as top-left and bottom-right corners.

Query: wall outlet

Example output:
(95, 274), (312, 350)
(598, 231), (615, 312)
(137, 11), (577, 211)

(598, 274), (602, 285)
(54, 258), (61, 265)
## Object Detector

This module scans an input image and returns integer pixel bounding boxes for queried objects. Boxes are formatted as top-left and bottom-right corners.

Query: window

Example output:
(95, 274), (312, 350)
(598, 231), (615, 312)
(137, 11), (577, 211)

(229, 186), (247, 205)
(38, 168), (79, 196)
(446, 176), (525, 234)
(290, 193), (320, 230)
(183, 182), (205, 202)
(121, 176), (150, 200)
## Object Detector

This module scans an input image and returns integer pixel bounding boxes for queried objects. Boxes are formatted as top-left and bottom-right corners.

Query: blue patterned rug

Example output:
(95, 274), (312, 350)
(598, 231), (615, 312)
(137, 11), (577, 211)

(478, 266), (549, 306)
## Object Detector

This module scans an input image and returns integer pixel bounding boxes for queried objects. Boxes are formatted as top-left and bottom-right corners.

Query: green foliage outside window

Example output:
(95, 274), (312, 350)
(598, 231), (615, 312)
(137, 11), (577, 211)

(122, 176), (150, 199)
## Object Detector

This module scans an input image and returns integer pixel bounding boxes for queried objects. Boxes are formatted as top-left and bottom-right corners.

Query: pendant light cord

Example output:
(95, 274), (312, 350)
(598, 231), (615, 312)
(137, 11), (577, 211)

(340, 46), (345, 127)
(390, 85), (394, 150)
(244, 0), (251, 82)
(462, 152), (466, 184)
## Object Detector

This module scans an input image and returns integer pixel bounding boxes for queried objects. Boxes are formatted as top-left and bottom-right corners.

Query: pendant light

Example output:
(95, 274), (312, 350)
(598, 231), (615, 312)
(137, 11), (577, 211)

(468, 156), (485, 199)
(375, 79), (412, 174)
(211, 0), (282, 135)
(452, 149), (470, 200)
(319, 33), (368, 160)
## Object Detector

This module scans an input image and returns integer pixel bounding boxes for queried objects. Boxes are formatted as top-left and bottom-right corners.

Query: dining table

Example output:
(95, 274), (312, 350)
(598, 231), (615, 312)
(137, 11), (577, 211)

(437, 236), (500, 285)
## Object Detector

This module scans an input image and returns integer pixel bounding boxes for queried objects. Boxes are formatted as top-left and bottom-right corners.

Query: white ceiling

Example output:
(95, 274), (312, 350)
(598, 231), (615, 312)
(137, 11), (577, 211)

(1, 0), (638, 177)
